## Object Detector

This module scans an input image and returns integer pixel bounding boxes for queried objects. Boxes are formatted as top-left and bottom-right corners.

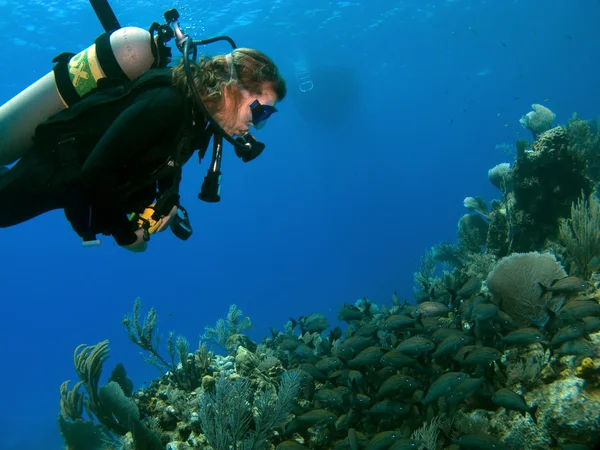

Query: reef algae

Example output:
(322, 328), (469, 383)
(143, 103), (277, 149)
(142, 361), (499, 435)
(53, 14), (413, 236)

(57, 109), (600, 449)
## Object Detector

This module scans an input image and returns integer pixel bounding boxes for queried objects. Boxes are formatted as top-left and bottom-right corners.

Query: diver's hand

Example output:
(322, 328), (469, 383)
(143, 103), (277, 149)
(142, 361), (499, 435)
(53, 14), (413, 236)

(122, 229), (148, 253)
(156, 205), (178, 233)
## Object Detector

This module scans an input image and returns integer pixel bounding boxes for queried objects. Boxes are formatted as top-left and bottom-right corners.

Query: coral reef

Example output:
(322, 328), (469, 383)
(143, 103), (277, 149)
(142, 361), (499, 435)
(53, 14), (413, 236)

(57, 107), (600, 450)
(58, 340), (163, 450)
(512, 126), (592, 252)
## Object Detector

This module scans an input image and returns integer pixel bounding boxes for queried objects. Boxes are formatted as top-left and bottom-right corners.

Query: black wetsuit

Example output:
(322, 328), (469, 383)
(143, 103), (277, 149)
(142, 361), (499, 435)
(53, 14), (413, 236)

(0, 69), (211, 245)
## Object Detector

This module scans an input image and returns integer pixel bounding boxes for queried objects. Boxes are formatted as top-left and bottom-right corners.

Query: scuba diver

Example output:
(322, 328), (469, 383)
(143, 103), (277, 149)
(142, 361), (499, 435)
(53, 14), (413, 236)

(0, 6), (286, 252)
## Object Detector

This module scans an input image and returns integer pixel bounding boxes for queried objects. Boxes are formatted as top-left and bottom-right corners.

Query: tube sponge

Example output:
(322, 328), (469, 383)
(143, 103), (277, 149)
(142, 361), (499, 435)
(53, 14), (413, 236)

(520, 104), (556, 138)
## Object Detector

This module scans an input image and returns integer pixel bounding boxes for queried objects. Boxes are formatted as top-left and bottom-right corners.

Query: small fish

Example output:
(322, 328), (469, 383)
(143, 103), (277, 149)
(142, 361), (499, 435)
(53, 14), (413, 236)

(389, 440), (423, 450)
(457, 277), (483, 299)
(555, 338), (595, 357)
(347, 428), (362, 450)
(369, 400), (410, 417)
(374, 366), (397, 382)
(422, 372), (470, 405)
(276, 441), (310, 450)
(348, 346), (385, 368)
(494, 311), (517, 329)
(298, 364), (328, 382)
(351, 393), (372, 409)
(454, 345), (478, 361)
(290, 312), (330, 334)
(453, 433), (508, 449)
(314, 388), (345, 408)
(334, 410), (353, 431)
(294, 343), (315, 359)
(396, 336), (435, 357)
(377, 375), (420, 399)
(432, 334), (473, 360)
(315, 356), (342, 373)
(295, 409), (338, 426)
(338, 303), (365, 322)
(280, 338), (301, 351)
(558, 300), (600, 321)
(582, 316), (600, 333)
(502, 327), (546, 346)
(385, 314), (418, 330)
(328, 326), (342, 343)
(459, 346), (503, 366)
(471, 302), (498, 321)
(459, 296), (488, 319)
(432, 327), (464, 343)
(550, 324), (587, 348)
(492, 388), (538, 423)
(339, 336), (374, 358)
(381, 350), (418, 369)
(446, 377), (485, 407)
(539, 276), (587, 295)
(416, 302), (452, 318)
(587, 255), (600, 272)
(352, 323), (378, 338)
(366, 430), (401, 450)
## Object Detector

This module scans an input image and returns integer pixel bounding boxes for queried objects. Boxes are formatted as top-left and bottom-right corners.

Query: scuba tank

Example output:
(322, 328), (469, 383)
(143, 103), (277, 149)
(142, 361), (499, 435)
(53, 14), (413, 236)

(0, 2), (172, 166)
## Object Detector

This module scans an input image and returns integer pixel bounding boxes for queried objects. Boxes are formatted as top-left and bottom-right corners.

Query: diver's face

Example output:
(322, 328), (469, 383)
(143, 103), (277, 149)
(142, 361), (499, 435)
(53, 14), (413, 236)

(230, 88), (278, 137)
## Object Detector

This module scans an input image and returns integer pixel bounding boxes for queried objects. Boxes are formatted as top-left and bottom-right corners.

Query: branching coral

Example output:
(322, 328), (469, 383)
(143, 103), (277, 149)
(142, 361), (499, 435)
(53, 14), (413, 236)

(202, 304), (253, 354)
(58, 340), (163, 450)
(123, 298), (214, 391)
(558, 192), (600, 279)
(198, 370), (301, 450)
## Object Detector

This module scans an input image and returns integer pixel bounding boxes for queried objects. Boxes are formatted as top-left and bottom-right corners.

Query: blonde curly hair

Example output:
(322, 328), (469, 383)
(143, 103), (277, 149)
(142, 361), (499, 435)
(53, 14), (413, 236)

(172, 48), (286, 119)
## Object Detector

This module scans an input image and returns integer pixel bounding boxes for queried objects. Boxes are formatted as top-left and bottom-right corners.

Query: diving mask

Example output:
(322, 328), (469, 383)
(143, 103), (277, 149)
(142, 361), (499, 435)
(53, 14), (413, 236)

(250, 100), (277, 130)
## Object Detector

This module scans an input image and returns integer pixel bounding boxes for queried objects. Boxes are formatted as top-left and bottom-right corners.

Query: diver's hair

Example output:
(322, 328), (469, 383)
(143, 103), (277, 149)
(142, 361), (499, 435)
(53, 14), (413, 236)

(172, 48), (286, 115)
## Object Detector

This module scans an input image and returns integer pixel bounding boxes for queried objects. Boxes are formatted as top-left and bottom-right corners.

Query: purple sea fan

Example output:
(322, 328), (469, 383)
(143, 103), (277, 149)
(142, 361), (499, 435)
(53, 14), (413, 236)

(485, 252), (566, 327)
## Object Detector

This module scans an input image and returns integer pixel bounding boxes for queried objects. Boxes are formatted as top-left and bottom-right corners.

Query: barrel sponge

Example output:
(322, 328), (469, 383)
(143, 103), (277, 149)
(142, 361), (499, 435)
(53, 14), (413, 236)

(486, 252), (566, 327)
(520, 104), (556, 138)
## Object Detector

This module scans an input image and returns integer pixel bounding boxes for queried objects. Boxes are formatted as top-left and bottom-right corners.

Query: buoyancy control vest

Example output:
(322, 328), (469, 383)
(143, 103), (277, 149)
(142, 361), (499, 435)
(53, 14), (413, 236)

(34, 68), (177, 143)
(35, 67), (210, 178)
(49, 68), (210, 245)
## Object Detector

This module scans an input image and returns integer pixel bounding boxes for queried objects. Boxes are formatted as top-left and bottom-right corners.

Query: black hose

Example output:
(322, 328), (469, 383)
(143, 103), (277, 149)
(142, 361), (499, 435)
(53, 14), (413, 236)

(89, 0), (121, 32)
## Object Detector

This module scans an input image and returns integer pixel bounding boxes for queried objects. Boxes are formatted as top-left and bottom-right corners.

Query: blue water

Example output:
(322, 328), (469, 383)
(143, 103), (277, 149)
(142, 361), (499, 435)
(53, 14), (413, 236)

(0, 0), (598, 448)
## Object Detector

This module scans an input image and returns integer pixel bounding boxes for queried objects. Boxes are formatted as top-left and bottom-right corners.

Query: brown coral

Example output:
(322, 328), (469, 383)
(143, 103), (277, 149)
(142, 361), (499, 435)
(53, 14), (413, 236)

(531, 126), (568, 153)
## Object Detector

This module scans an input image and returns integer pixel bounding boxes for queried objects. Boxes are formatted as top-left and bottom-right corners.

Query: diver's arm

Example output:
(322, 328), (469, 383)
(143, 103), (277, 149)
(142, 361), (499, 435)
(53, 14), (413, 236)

(80, 86), (185, 245)
(122, 229), (148, 252)
(81, 86), (185, 193)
